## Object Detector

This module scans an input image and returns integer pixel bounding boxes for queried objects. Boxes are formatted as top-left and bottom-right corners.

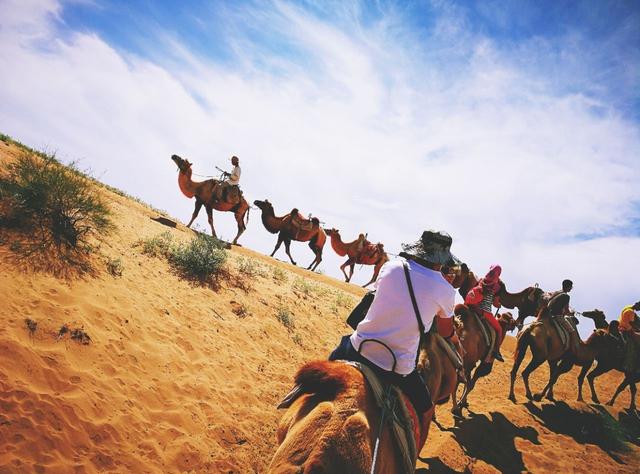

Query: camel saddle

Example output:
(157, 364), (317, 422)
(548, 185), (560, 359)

(469, 310), (497, 361)
(214, 182), (242, 206)
(346, 361), (419, 474)
(551, 315), (577, 352)
(357, 238), (384, 260)
(292, 213), (316, 232)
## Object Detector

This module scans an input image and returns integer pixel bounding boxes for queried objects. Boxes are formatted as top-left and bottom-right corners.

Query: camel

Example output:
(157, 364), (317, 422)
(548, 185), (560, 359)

(325, 228), (388, 287)
(508, 305), (581, 403)
(170, 154), (249, 245)
(496, 282), (545, 330)
(268, 330), (458, 473)
(448, 263), (478, 298)
(451, 306), (517, 417)
(253, 199), (325, 271)
(532, 309), (609, 402)
(580, 328), (639, 411)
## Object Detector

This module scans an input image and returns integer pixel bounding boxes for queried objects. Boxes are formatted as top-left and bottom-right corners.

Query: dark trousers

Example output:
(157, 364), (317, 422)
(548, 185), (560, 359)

(329, 335), (432, 414)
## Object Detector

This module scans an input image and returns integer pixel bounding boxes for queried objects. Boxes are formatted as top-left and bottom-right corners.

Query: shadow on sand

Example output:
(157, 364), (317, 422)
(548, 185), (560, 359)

(151, 216), (178, 228)
(429, 411), (539, 473)
(416, 457), (467, 473)
(525, 401), (636, 465)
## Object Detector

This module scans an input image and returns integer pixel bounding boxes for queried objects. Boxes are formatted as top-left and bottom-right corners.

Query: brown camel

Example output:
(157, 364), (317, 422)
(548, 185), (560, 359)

(253, 199), (325, 271)
(451, 306), (517, 417)
(268, 330), (458, 473)
(325, 228), (388, 287)
(579, 327), (639, 411)
(496, 282), (545, 330)
(170, 154), (249, 245)
(508, 306), (580, 403)
(534, 309), (609, 402)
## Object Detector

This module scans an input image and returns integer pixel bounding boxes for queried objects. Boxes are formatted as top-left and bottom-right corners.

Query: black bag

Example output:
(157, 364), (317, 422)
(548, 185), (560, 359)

(346, 291), (375, 330)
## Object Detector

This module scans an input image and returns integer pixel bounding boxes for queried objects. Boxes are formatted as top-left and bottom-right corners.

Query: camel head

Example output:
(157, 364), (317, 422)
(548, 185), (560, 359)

(447, 262), (470, 289)
(498, 312), (518, 332)
(581, 309), (608, 329)
(253, 199), (273, 212)
(171, 154), (192, 174)
(325, 228), (339, 237)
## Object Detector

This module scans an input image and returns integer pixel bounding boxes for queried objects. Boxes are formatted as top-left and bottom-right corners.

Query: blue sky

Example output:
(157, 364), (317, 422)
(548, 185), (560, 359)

(1, 0), (639, 336)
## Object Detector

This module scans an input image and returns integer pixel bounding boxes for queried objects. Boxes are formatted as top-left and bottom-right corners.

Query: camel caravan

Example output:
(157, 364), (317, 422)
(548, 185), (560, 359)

(171, 155), (639, 473)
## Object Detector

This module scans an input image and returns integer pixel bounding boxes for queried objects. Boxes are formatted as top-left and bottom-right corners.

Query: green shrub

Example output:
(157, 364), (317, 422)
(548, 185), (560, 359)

(292, 277), (314, 296)
(137, 231), (173, 258)
(237, 256), (266, 278)
(272, 266), (287, 283)
(0, 151), (112, 261)
(292, 333), (303, 346)
(169, 233), (227, 281)
(336, 292), (355, 308)
(276, 306), (295, 331)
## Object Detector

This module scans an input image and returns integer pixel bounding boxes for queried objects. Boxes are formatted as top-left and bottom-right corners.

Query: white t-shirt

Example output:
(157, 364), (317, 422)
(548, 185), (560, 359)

(227, 165), (241, 185)
(350, 258), (455, 375)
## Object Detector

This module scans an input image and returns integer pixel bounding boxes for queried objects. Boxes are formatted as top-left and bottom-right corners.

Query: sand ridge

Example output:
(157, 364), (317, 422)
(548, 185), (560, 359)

(0, 140), (638, 473)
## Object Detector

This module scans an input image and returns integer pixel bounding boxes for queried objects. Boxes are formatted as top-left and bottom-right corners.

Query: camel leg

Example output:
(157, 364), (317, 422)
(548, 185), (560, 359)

(307, 241), (322, 271)
(587, 363), (610, 404)
(607, 378), (628, 407)
(522, 357), (545, 401)
(630, 381), (637, 411)
(284, 238), (297, 266)
(363, 261), (383, 288)
(205, 206), (217, 238)
(454, 365), (478, 416)
(186, 199), (203, 228)
(339, 260), (350, 282)
(231, 208), (247, 245)
(535, 360), (560, 401)
(509, 336), (530, 402)
(577, 363), (592, 402)
(270, 234), (286, 259)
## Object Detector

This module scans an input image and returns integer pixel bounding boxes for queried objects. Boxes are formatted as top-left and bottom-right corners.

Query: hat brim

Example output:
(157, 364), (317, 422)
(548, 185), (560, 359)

(401, 240), (461, 266)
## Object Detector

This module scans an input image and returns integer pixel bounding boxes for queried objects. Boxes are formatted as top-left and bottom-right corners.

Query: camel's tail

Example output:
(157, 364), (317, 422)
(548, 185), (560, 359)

(244, 205), (250, 226)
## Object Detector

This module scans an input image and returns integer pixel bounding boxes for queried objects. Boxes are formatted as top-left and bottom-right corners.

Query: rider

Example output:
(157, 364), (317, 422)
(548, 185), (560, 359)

(329, 230), (463, 416)
(619, 301), (640, 372)
(464, 265), (505, 363)
(546, 279), (578, 352)
(214, 155), (241, 204)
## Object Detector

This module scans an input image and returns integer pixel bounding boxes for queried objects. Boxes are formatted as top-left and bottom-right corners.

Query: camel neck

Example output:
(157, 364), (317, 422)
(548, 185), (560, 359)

(178, 171), (196, 199)
(329, 233), (348, 257)
(260, 207), (285, 233)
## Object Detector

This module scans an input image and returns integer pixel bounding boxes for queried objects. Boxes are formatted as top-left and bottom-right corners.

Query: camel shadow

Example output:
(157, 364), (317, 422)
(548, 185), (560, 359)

(151, 216), (177, 228)
(524, 401), (634, 464)
(446, 411), (539, 473)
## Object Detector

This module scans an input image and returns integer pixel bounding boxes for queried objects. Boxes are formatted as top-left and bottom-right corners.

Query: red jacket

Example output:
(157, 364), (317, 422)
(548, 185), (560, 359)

(465, 280), (501, 310)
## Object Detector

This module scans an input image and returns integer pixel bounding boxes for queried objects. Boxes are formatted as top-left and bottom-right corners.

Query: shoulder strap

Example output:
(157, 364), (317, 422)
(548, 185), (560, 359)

(403, 262), (426, 368)
(403, 261), (425, 333)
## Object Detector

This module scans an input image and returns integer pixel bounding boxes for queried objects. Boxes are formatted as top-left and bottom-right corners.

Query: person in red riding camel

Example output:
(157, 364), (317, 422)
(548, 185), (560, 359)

(464, 264), (505, 363)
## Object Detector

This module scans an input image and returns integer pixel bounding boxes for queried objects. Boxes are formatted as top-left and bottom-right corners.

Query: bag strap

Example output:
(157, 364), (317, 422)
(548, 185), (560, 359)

(403, 261), (425, 366)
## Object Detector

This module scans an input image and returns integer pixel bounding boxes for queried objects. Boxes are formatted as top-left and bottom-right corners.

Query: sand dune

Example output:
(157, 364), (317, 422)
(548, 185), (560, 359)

(0, 139), (638, 473)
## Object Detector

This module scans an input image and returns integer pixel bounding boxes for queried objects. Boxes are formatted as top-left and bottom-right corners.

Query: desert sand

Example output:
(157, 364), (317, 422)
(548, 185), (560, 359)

(0, 139), (638, 473)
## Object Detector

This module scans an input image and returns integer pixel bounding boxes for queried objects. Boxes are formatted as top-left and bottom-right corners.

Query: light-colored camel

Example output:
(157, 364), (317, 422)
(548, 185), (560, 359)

(451, 306), (517, 417)
(268, 331), (458, 473)
(496, 282), (545, 330)
(580, 328), (639, 411)
(253, 199), (325, 271)
(325, 228), (388, 287)
(534, 309), (608, 402)
(508, 306), (580, 402)
(171, 155), (249, 245)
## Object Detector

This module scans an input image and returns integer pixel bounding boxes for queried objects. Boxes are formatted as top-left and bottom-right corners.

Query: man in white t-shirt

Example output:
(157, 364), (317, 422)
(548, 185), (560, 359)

(214, 155), (241, 205)
(329, 230), (461, 415)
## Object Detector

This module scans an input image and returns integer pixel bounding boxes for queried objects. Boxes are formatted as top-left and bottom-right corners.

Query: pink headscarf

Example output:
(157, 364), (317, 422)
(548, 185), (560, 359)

(482, 264), (502, 293)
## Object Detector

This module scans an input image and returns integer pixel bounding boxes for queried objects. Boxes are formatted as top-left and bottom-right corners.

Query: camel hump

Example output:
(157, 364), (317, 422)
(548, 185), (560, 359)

(454, 303), (468, 315)
(311, 217), (320, 226)
(294, 360), (356, 398)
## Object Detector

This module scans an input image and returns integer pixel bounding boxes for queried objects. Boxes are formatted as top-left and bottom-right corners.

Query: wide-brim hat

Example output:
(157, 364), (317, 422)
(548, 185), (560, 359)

(401, 230), (461, 266)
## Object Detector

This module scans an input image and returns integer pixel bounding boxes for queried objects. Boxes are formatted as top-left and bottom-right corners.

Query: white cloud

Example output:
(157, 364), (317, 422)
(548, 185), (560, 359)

(0, 0), (638, 337)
